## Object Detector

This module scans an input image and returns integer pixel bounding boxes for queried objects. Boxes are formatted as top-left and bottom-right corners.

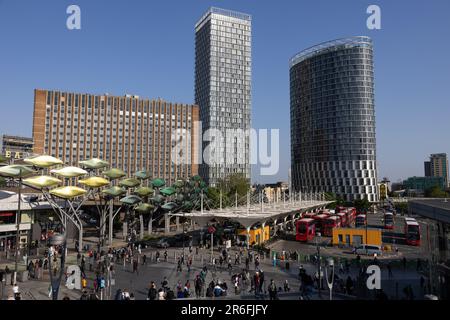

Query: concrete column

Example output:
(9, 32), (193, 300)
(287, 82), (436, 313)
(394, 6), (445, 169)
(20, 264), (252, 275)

(176, 216), (180, 232)
(246, 226), (251, 249)
(283, 216), (288, 230)
(148, 217), (153, 235)
(122, 222), (128, 240)
(164, 213), (170, 234)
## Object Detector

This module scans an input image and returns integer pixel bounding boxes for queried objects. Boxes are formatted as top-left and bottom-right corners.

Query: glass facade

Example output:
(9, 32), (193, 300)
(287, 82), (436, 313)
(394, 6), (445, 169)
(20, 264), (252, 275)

(195, 7), (252, 186)
(290, 37), (378, 202)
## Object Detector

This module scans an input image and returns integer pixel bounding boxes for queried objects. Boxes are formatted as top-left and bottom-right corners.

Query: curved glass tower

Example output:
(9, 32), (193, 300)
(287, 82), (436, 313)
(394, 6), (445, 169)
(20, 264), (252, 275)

(290, 36), (378, 202)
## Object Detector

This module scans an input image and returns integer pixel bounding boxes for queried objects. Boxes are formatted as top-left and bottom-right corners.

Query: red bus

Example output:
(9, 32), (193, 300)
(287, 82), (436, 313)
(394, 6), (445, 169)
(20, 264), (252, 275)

(322, 216), (341, 237)
(355, 214), (366, 228)
(312, 213), (330, 234)
(405, 219), (421, 246)
(303, 212), (317, 219)
(336, 212), (347, 227)
(384, 212), (394, 229)
(296, 218), (316, 242)
(346, 207), (357, 225)
(336, 206), (346, 213)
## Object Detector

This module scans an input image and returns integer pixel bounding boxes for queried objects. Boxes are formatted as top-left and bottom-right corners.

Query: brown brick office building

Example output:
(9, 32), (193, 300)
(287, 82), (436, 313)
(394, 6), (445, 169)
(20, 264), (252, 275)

(32, 89), (199, 184)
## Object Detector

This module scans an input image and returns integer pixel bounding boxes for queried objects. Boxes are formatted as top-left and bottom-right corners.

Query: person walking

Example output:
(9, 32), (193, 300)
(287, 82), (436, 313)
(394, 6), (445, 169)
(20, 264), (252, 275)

(387, 263), (393, 279)
(268, 279), (278, 300)
(132, 259), (139, 275)
(142, 254), (147, 265)
(284, 280), (290, 292)
(195, 275), (202, 298)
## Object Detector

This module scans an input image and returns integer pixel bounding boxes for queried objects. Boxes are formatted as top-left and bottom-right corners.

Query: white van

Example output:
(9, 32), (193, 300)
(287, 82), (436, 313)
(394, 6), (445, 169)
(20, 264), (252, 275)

(355, 244), (382, 256)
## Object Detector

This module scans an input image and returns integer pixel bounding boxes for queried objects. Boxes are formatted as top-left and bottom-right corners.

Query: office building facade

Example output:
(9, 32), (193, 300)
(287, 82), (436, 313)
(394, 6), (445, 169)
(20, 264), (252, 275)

(195, 7), (252, 186)
(290, 37), (378, 202)
(429, 153), (449, 188)
(0, 135), (33, 162)
(32, 89), (199, 184)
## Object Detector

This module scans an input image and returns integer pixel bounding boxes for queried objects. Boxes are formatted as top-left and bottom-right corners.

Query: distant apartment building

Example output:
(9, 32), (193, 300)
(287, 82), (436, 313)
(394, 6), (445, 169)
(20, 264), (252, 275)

(195, 7), (252, 186)
(429, 153), (449, 188)
(32, 89), (199, 184)
(424, 161), (431, 177)
(0, 135), (33, 162)
(403, 176), (445, 193)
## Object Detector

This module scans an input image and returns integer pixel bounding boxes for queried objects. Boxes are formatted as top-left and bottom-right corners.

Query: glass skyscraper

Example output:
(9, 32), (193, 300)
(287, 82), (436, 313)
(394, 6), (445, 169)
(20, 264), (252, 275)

(195, 7), (252, 186)
(290, 36), (378, 202)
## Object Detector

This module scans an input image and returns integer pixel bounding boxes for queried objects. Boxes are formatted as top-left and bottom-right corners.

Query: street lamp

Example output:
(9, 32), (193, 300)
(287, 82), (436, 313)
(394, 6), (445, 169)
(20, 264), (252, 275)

(47, 233), (66, 300)
(325, 257), (335, 300)
(316, 232), (322, 298)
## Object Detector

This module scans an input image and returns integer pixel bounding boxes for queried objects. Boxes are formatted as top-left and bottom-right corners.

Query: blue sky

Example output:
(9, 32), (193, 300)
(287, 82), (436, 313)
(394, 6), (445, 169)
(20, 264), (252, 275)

(0, 0), (449, 184)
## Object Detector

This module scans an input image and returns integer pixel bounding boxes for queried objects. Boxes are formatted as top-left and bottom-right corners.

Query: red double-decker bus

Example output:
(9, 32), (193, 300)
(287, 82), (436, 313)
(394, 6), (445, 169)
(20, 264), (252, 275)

(384, 212), (394, 229)
(296, 218), (316, 242)
(346, 207), (357, 225)
(336, 206), (346, 213)
(405, 218), (421, 246)
(303, 212), (317, 219)
(355, 214), (366, 228)
(312, 213), (330, 234)
(322, 216), (341, 237)
(336, 212), (347, 227)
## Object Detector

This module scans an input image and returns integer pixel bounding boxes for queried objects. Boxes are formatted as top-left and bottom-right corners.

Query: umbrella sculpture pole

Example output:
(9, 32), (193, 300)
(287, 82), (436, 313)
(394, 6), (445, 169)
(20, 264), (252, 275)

(14, 171), (22, 284)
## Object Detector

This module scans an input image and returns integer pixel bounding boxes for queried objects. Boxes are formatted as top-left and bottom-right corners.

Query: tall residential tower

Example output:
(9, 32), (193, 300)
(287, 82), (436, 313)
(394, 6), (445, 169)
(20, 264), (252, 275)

(195, 7), (252, 186)
(290, 37), (378, 202)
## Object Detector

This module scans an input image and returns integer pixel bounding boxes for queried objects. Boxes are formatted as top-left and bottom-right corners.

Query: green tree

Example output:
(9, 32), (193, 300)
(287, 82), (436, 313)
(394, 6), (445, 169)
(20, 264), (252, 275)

(425, 186), (448, 198)
(353, 197), (370, 212)
(217, 173), (250, 199)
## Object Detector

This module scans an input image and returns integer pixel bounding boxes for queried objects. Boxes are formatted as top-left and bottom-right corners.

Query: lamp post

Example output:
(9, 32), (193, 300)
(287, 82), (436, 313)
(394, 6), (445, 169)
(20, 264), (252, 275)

(316, 232), (322, 298)
(325, 258), (335, 300)
(14, 169), (22, 284)
(47, 233), (66, 300)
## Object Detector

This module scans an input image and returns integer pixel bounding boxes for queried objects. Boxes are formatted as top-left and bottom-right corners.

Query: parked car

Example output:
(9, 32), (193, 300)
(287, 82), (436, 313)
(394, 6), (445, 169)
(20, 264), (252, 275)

(354, 245), (382, 256)
(156, 238), (171, 248)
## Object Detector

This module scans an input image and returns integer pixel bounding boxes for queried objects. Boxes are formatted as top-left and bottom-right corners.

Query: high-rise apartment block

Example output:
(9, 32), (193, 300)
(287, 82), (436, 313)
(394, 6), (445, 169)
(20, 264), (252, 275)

(429, 153), (449, 188)
(290, 37), (378, 202)
(195, 7), (252, 186)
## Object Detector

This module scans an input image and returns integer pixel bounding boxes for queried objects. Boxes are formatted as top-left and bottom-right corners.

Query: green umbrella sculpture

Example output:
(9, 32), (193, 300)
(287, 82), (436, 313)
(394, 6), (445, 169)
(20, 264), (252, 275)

(103, 168), (126, 180)
(51, 166), (87, 178)
(119, 195), (142, 206)
(79, 158), (109, 170)
(135, 186), (154, 197)
(135, 203), (154, 213)
(151, 178), (166, 188)
(78, 176), (110, 188)
(119, 178), (141, 188)
(0, 165), (35, 178)
(24, 155), (63, 168)
(23, 176), (62, 189)
(49, 186), (87, 199)
(102, 186), (126, 198)
(161, 202), (178, 211)
(160, 186), (176, 196)
(150, 194), (165, 204)
(135, 170), (151, 180)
